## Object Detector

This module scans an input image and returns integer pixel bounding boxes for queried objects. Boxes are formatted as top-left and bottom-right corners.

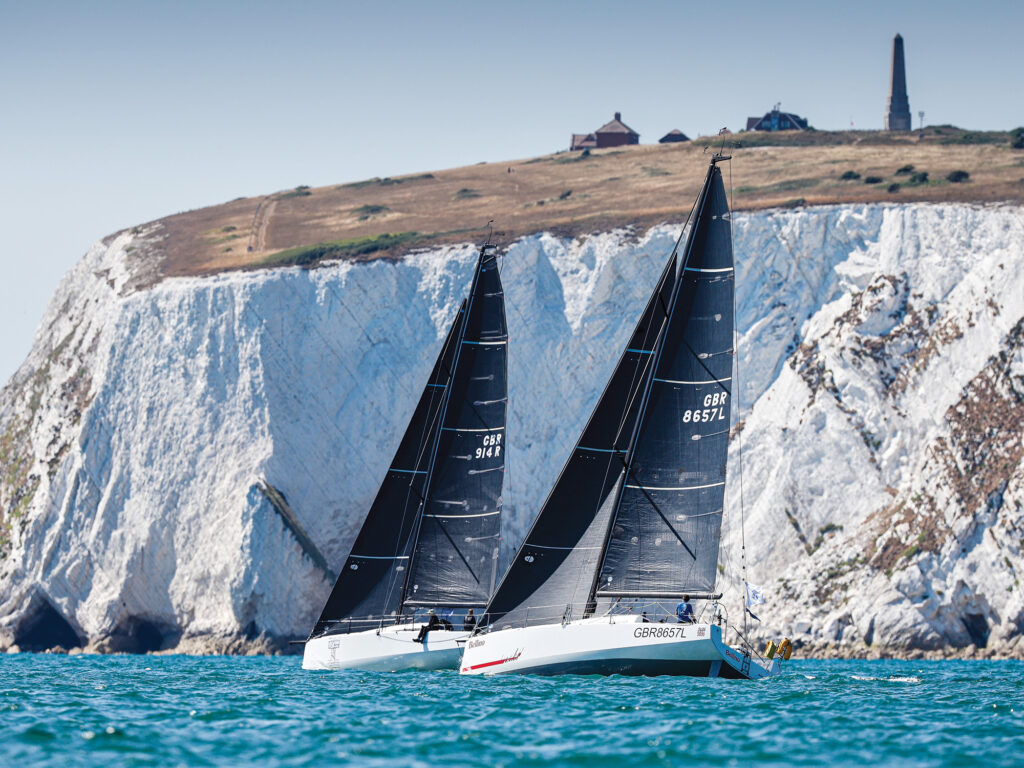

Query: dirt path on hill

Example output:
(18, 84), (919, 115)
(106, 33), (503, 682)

(247, 196), (277, 253)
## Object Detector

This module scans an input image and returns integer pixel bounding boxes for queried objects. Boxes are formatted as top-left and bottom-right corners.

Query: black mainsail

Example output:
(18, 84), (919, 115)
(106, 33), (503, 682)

(482, 158), (733, 630)
(596, 159), (734, 599)
(403, 246), (508, 609)
(310, 245), (507, 637)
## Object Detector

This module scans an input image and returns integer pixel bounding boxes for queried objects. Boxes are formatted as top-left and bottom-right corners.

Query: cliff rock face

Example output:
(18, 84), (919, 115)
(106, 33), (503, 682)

(1, 203), (1022, 655)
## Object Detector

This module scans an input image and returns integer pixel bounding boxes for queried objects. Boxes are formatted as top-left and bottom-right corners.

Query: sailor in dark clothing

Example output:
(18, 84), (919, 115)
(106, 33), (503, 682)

(676, 595), (695, 624)
(414, 609), (441, 643)
(463, 608), (477, 632)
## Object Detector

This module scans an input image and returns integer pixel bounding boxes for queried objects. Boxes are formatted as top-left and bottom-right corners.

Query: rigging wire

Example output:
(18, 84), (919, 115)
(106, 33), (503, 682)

(492, 240), (599, 609)
(726, 151), (752, 644)
(376, 318), (462, 620)
(321, 280), (417, 402)
(492, 241), (515, 580)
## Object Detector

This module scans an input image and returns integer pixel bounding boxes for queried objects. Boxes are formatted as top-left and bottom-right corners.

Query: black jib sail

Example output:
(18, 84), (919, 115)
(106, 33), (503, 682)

(482, 251), (678, 630)
(310, 245), (506, 637)
(482, 157), (732, 629)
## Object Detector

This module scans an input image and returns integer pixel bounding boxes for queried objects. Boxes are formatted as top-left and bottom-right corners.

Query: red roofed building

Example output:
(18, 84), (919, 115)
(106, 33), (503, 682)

(570, 112), (640, 150)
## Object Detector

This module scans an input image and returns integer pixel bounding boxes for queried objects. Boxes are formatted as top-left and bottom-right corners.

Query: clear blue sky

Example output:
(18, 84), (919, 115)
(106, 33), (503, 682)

(1, 0), (1021, 383)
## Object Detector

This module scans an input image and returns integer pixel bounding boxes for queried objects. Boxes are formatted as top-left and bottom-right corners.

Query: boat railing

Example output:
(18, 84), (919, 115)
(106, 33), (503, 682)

(602, 599), (728, 634)
(318, 610), (481, 637)
(471, 604), (578, 632)
(723, 619), (774, 667)
(476, 597), (730, 634)
(317, 615), (414, 636)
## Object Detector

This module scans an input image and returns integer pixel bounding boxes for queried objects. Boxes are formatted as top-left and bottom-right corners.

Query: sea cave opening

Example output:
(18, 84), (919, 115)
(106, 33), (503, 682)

(14, 598), (82, 651)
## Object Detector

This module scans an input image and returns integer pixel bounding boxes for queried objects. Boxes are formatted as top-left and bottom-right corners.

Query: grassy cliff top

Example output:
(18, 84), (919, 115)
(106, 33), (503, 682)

(150, 126), (1024, 277)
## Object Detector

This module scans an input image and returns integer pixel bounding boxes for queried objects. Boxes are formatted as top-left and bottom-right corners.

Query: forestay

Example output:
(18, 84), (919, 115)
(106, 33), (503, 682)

(482, 253), (677, 629)
(311, 301), (465, 636)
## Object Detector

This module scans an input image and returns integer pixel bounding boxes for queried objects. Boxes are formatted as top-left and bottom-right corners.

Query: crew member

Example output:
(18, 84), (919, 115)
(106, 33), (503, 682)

(463, 608), (477, 632)
(676, 595), (695, 623)
(414, 609), (441, 643)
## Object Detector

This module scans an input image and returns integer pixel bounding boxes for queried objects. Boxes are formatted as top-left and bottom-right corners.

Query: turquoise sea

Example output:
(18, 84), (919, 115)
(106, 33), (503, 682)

(1, 655), (1021, 767)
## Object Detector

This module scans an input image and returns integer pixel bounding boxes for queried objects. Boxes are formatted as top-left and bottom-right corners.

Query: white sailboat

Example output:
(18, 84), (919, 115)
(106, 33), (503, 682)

(303, 243), (508, 671)
(460, 155), (783, 679)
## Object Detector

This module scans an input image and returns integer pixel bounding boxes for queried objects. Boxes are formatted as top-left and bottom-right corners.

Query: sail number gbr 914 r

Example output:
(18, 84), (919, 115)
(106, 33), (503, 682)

(681, 392), (728, 424)
(474, 432), (503, 459)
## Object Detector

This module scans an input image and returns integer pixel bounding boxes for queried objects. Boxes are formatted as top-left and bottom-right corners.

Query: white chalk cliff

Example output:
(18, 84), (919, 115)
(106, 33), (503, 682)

(1, 203), (1022, 655)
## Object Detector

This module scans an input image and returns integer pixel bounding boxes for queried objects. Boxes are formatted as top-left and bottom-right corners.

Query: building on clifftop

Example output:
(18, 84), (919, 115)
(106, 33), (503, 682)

(885, 33), (912, 131)
(746, 104), (809, 132)
(658, 129), (691, 144)
(570, 112), (639, 150)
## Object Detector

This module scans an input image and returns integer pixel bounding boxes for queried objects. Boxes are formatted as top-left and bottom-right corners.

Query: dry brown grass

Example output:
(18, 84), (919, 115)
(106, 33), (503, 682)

(149, 130), (1024, 278)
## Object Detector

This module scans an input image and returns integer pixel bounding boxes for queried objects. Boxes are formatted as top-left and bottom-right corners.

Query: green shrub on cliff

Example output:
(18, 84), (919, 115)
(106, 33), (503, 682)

(263, 232), (422, 267)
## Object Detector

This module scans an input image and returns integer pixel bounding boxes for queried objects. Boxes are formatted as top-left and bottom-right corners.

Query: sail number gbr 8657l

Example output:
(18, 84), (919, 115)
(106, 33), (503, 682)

(681, 392), (727, 424)
(475, 432), (503, 459)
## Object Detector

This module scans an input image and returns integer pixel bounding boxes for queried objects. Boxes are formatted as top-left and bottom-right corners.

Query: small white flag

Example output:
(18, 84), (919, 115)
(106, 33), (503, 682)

(745, 582), (764, 608)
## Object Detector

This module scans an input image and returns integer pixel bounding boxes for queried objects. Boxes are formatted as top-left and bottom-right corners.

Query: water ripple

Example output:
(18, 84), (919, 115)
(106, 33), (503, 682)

(1, 655), (1021, 766)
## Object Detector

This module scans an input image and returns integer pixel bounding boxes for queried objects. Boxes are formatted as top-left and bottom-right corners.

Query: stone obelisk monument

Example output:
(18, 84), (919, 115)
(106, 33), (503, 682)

(885, 33), (911, 130)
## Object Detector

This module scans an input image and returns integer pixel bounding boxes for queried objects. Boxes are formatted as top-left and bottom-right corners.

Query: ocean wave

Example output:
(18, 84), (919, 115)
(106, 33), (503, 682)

(850, 674), (922, 683)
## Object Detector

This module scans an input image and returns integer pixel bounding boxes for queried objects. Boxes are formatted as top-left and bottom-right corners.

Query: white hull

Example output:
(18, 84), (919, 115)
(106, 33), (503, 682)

(459, 618), (779, 679)
(302, 624), (471, 672)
